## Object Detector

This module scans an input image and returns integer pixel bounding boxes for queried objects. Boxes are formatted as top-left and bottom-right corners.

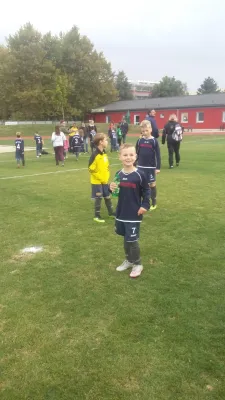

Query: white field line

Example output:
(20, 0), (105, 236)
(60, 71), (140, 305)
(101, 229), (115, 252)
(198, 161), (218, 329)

(0, 163), (121, 181)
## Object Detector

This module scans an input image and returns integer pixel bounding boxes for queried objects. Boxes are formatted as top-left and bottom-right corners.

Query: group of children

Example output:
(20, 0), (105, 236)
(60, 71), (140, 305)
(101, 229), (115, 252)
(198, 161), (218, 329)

(88, 119), (160, 279)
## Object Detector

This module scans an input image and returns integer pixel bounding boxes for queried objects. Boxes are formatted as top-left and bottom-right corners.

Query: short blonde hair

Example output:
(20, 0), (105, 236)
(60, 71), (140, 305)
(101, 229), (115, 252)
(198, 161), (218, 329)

(119, 143), (136, 153)
(140, 120), (152, 129)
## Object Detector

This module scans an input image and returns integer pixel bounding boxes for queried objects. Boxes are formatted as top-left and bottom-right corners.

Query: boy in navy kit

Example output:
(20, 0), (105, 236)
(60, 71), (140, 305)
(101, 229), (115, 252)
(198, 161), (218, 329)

(71, 131), (81, 161)
(110, 143), (150, 278)
(34, 132), (43, 158)
(15, 132), (25, 168)
(136, 120), (160, 211)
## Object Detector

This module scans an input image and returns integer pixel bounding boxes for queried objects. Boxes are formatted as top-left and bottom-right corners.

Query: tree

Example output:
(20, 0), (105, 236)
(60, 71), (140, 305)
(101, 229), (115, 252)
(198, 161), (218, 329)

(197, 77), (220, 95)
(115, 71), (133, 100)
(0, 23), (118, 120)
(151, 76), (188, 98)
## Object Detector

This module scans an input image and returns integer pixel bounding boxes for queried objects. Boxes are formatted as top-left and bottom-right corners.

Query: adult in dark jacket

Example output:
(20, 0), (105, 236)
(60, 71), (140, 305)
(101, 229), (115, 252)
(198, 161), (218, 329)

(87, 120), (97, 136)
(120, 118), (129, 143)
(146, 109), (159, 138)
(162, 114), (182, 168)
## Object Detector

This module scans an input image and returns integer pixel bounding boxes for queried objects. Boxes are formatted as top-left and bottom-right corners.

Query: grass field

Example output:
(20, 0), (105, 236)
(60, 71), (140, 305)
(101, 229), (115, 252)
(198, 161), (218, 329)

(1, 129), (225, 399)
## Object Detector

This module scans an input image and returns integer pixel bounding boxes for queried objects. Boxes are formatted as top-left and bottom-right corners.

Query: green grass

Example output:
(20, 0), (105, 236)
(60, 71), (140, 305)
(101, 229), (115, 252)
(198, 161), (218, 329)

(1, 134), (225, 399)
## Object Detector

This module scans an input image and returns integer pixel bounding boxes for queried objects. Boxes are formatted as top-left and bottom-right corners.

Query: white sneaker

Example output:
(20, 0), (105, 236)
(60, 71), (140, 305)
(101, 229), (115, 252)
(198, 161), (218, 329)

(116, 260), (133, 272)
(130, 265), (143, 278)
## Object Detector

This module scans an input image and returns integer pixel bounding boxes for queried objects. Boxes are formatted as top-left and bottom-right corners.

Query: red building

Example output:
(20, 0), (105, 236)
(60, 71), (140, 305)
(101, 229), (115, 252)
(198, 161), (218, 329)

(91, 93), (225, 130)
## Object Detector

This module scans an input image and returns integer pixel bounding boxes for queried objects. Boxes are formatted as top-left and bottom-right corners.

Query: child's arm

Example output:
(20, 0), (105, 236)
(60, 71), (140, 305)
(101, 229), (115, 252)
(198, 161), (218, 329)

(21, 140), (25, 153)
(138, 175), (151, 215)
(155, 139), (161, 172)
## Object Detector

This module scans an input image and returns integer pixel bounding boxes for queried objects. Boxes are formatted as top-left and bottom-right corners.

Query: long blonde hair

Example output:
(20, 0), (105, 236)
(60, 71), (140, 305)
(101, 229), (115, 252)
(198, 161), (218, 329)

(169, 114), (178, 121)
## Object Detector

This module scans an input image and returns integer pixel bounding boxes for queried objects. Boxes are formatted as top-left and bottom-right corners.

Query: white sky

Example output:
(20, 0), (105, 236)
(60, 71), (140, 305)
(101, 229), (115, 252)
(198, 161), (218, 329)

(1, 0), (225, 91)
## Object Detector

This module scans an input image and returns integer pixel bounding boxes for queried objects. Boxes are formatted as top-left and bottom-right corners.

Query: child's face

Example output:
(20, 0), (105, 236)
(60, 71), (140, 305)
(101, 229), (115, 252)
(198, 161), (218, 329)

(119, 146), (136, 167)
(141, 126), (152, 138)
(100, 137), (108, 149)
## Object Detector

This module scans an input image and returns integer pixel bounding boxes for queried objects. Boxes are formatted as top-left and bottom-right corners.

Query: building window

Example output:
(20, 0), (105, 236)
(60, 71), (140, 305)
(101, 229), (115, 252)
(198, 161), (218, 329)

(181, 113), (188, 123)
(134, 115), (140, 125)
(196, 112), (204, 123)
(160, 114), (164, 118)
(222, 112), (225, 123)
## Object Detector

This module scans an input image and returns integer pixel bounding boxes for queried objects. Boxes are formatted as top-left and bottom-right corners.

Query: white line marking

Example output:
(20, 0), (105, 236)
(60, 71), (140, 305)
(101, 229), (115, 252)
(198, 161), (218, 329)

(0, 163), (121, 181)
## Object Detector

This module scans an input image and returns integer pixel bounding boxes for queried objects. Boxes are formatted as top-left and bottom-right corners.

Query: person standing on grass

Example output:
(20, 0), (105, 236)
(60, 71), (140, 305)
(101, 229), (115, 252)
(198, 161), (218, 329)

(87, 119), (97, 139)
(15, 132), (25, 168)
(110, 143), (150, 278)
(116, 124), (123, 147)
(136, 120), (161, 211)
(79, 122), (89, 153)
(108, 123), (118, 152)
(162, 114), (183, 169)
(51, 125), (66, 166)
(34, 132), (43, 158)
(146, 109), (159, 139)
(63, 134), (69, 159)
(89, 129), (97, 153)
(88, 133), (114, 223)
(71, 130), (82, 161)
(120, 118), (129, 143)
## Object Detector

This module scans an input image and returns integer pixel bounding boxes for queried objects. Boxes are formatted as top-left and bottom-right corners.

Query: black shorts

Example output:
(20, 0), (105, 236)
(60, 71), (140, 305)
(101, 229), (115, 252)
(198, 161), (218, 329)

(115, 220), (140, 242)
(91, 184), (110, 199)
(138, 167), (156, 184)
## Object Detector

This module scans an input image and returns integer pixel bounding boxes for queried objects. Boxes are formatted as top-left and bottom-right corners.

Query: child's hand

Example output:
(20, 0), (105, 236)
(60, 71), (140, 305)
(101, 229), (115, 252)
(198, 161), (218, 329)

(137, 207), (148, 216)
(156, 170), (160, 174)
(110, 182), (118, 192)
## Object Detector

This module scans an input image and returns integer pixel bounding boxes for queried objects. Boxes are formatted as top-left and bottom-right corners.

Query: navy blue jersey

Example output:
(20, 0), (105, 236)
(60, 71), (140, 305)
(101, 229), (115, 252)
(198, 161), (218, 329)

(136, 137), (161, 169)
(34, 135), (42, 146)
(71, 133), (81, 147)
(15, 139), (24, 153)
(115, 169), (150, 222)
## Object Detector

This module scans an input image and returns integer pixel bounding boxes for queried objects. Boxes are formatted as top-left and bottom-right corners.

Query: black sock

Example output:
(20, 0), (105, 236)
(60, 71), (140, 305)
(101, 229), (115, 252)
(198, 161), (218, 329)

(95, 198), (102, 217)
(151, 186), (157, 206)
(126, 241), (141, 265)
(104, 198), (113, 215)
(124, 238), (129, 260)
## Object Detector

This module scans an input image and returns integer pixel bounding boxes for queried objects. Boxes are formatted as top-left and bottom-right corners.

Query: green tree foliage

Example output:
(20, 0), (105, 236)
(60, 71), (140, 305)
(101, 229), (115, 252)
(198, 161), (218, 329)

(197, 77), (220, 95)
(0, 23), (117, 120)
(151, 76), (188, 98)
(115, 71), (133, 100)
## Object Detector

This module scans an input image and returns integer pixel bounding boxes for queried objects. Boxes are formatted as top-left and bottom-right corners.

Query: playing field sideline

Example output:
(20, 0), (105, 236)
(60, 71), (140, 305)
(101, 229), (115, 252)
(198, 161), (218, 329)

(1, 135), (225, 400)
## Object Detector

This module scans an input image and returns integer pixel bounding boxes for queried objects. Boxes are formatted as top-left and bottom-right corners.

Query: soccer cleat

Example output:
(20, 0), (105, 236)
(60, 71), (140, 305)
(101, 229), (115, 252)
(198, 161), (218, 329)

(108, 212), (116, 218)
(130, 265), (143, 278)
(93, 216), (105, 223)
(150, 205), (157, 211)
(176, 163), (179, 167)
(116, 260), (133, 272)
(169, 165), (174, 169)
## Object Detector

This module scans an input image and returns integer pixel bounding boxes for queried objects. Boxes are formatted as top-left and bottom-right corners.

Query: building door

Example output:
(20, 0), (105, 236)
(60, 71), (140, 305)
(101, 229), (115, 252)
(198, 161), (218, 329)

(106, 115), (111, 123)
(134, 115), (140, 125)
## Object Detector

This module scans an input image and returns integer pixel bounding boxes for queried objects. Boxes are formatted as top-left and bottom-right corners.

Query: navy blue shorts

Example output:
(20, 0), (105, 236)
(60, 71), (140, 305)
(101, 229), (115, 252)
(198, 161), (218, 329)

(91, 184), (110, 199)
(138, 167), (156, 184)
(115, 220), (140, 242)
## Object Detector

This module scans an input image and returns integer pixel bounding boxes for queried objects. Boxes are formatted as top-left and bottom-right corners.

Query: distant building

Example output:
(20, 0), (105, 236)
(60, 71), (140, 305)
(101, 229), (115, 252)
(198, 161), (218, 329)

(91, 93), (225, 129)
(128, 80), (159, 99)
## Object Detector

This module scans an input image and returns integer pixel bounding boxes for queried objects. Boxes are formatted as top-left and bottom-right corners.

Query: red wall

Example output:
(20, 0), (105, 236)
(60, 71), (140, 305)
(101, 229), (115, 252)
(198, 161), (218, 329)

(94, 107), (225, 129)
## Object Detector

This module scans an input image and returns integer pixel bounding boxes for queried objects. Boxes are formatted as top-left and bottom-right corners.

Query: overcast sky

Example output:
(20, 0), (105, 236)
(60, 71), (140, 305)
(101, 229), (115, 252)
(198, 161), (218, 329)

(1, 0), (224, 92)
